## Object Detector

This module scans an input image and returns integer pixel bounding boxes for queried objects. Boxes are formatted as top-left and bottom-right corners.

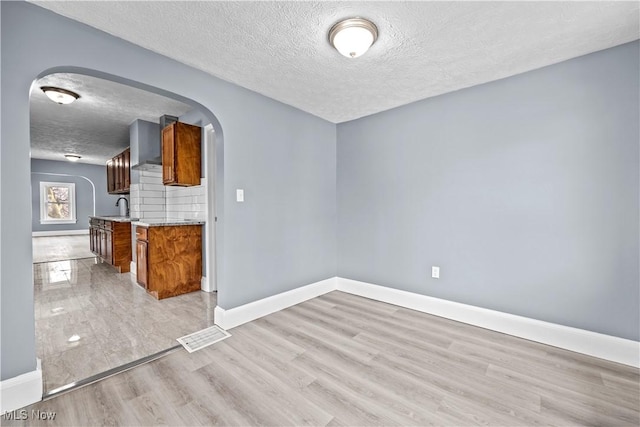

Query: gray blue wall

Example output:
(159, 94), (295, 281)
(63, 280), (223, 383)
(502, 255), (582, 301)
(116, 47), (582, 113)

(2, 0), (637, 386)
(31, 159), (120, 232)
(1, 2), (337, 381)
(338, 41), (639, 341)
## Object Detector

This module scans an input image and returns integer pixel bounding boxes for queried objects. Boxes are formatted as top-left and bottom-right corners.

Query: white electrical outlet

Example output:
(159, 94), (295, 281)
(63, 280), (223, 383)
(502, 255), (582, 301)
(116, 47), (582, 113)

(432, 266), (440, 279)
(236, 189), (244, 202)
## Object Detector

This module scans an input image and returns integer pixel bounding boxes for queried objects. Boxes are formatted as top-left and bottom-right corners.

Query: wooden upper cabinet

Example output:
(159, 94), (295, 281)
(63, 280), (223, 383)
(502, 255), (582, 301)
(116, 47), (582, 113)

(162, 125), (175, 185)
(114, 153), (122, 191)
(107, 147), (131, 194)
(106, 159), (116, 193)
(123, 148), (130, 190)
(162, 122), (201, 186)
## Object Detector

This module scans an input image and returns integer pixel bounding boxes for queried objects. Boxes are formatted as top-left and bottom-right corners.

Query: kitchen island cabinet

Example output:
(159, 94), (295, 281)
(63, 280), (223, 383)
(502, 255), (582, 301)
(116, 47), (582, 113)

(135, 221), (203, 299)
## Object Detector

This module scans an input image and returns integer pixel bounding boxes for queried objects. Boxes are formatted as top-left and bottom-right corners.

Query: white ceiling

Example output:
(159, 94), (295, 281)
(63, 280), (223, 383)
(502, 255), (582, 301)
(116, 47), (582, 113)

(31, 1), (639, 123)
(31, 73), (192, 165)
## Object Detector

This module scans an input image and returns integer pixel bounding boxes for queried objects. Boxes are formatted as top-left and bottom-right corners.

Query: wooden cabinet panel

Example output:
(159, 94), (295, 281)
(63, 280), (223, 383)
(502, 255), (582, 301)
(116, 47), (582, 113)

(136, 239), (148, 289)
(145, 225), (202, 300)
(107, 147), (130, 194)
(162, 125), (175, 185)
(111, 222), (130, 272)
(135, 226), (147, 241)
(93, 229), (99, 255)
(162, 122), (201, 186)
(89, 227), (95, 253)
(99, 229), (107, 260)
(106, 230), (114, 264)
(123, 148), (130, 191)
(114, 154), (122, 191)
(106, 159), (116, 193)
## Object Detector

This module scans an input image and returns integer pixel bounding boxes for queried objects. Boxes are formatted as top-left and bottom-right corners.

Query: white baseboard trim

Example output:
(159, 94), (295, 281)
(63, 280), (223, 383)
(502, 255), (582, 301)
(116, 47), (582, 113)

(337, 278), (640, 368)
(32, 229), (89, 237)
(130, 261), (136, 276)
(214, 277), (337, 330)
(0, 359), (42, 413)
(212, 275), (638, 367)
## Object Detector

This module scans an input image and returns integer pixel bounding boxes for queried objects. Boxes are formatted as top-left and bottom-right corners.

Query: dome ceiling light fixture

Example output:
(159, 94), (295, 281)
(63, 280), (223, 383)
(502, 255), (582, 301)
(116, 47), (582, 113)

(329, 17), (378, 58)
(64, 154), (82, 162)
(41, 86), (80, 104)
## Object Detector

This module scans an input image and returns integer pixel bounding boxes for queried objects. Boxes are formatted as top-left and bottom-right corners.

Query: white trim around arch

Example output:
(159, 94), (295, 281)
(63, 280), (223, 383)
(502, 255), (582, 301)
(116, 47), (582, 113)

(202, 124), (217, 292)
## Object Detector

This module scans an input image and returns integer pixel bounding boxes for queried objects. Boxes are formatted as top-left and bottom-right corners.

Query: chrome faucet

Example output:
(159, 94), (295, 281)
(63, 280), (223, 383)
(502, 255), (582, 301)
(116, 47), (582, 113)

(115, 196), (130, 217)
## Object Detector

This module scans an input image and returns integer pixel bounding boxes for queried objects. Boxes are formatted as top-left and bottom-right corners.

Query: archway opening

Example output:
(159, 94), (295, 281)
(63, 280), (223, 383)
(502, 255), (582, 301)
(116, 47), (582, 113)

(29, 68), (224, 394)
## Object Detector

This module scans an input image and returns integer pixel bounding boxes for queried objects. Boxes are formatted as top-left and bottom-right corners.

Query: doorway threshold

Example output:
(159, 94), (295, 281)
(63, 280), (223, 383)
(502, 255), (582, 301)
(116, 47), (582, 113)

(42, 345), (183, 401)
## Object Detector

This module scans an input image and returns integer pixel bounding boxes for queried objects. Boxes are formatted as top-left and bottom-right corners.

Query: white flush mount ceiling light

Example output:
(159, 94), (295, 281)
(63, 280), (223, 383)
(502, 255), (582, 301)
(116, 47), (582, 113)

(329, 18), (378, 58)
(41, 86), (80, 104)
(64, 154), (82, 162)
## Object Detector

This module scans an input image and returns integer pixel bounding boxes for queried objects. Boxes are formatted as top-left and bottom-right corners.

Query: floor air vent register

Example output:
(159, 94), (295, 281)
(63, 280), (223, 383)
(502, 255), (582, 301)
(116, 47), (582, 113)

(177, 325), (231, 353)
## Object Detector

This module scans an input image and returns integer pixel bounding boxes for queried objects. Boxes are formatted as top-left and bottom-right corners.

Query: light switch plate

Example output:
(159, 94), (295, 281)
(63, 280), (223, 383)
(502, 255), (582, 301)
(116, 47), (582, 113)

(236, 189), (244, 202)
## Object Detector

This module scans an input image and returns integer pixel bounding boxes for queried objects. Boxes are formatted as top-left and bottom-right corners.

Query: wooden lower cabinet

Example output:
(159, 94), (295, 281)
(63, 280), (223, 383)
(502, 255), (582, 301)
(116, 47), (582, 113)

(89, 218), (132, 273)
(135, 239), (148, 288)
(89, 226), (97, 253)
(135, 224), (202, 300)
(103, 230), (113, 265)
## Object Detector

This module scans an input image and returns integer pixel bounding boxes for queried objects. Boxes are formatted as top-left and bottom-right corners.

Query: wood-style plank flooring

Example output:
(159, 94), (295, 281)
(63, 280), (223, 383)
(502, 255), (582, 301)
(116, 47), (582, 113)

(34, 258), (216, 392)
(32, 235), (95, 264)
(4, 291), (639, 426)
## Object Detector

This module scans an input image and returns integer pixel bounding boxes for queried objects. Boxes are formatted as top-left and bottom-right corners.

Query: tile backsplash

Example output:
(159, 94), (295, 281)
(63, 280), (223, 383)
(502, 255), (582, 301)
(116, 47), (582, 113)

(130, 170), (207, 220)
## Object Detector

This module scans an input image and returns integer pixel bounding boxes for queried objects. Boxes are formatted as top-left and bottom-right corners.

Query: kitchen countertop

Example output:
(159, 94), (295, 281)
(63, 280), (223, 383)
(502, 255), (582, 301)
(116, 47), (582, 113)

(90, 215), (137, 222)
(132, 219), (205, 227)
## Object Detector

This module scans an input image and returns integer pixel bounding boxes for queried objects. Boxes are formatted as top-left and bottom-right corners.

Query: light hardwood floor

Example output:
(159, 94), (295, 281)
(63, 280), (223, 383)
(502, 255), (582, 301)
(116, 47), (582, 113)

(4, 291), (638, 426)
(34, 258), (216, 392)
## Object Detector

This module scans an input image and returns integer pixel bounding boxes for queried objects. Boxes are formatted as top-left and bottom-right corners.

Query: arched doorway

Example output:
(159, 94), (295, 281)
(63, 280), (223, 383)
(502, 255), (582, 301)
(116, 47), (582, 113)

(29, 69), (224, 395)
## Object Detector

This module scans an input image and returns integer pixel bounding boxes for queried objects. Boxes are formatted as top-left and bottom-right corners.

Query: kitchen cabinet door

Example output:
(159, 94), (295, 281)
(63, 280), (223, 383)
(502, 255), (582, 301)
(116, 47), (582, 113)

(89, 227), (95, 253)
(105, 230), (113, 264)
(106, 160), (115, 193)
(136, 239), (148, 289)
(91, 227), (100, 255)
(114, 154), (123, 191)
(107, 148), (131, 194)
(94, 228), (99, 255)
(123, 148), (130, 192)
(162, 122), (201, 186)
(145, 225), (202, 299)
(99, 229), (106, 259)
(162, 124), (175, 185)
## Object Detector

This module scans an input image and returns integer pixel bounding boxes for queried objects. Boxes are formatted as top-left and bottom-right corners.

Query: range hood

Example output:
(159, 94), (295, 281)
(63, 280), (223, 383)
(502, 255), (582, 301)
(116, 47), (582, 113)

(130, 115), (178, 171)
(131, 157), (161, 171)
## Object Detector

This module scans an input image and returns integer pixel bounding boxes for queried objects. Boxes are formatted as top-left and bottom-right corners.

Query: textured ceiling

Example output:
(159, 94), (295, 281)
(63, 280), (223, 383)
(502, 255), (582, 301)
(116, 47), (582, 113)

(31, 1), (639, 123)
(31, 73), (192, 165)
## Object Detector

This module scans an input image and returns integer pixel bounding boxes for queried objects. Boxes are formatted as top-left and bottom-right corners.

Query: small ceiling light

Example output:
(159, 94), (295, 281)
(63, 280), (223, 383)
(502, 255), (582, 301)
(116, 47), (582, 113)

(64, 154), (82, 162)
(41, 86), (80, 104)
(329, 17), (378, 58)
